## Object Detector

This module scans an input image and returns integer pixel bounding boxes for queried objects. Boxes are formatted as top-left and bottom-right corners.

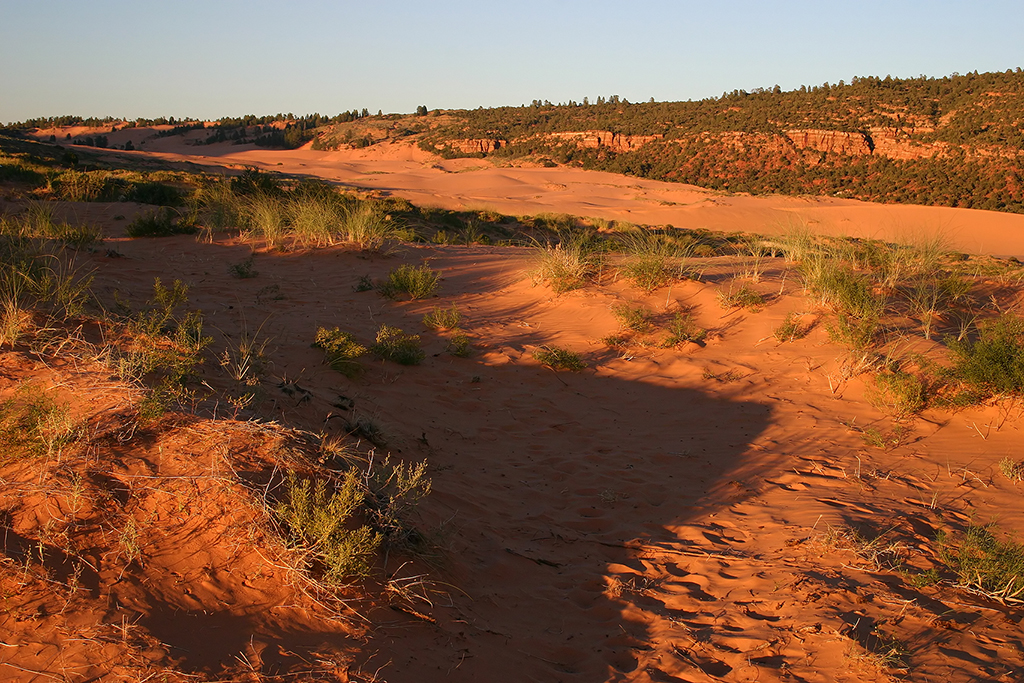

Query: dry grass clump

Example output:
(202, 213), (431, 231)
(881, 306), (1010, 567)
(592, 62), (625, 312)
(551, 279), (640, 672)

(530, 233), (604, 293)
(422, 304), (461, 330)
(773, 312), (809, 342)
(616, 229), (689, 292)
(0, 385), (79, 463)
(866, 369), (926, 421)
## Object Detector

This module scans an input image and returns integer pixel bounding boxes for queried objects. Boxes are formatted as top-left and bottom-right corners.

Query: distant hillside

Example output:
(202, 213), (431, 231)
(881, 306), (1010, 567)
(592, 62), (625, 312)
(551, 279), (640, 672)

(416, 69), (1024, 213)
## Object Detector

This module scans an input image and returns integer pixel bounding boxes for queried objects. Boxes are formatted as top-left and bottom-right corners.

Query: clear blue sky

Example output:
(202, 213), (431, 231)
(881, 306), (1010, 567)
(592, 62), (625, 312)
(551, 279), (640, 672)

(2, 0), (1022, 123)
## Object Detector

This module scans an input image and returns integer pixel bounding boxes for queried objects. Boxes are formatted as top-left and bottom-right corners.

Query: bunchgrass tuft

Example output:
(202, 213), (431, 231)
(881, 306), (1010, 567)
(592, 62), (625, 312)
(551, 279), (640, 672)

(939, 523), (1024, 604)
(126, 208), (196, 237)
(530, 233), (604, 293)
(716, 283), (764, 311)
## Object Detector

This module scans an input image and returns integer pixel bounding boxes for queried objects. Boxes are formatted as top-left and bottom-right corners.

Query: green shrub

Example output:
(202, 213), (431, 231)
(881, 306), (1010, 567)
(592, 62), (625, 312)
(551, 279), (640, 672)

(313, 327), (367, 377)
(716, 283), (764, 311)
(126, 208), (196, 237)
(611, 302), (652, 332)
(124, 181), (183, 206)
(446, 329), (471, 357)
(231, 167), (281, 196)
(662, 313), (707, 346)
(379, 264), (440, 300)
(866, 370), (925, 421)
(274, 471), (381, 581)
(946, 316), (1024, 397)
(939, 523), (1024, 604)
(422, 304), (461, 330)
(371, 324), (425, 365)
(534, 345), (586, 371)
(827, 312), (879, 351)
(773, 312), (808, 343)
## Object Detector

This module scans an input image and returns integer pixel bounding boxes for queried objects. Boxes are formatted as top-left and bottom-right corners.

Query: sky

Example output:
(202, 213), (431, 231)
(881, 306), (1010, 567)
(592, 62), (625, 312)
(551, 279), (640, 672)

(2, 0), (1023, 123)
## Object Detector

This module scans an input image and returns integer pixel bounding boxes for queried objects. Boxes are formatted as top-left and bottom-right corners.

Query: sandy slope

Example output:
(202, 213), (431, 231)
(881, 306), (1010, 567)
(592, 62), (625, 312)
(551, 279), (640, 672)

(4, 134), (1024, 681)
(69, 129), (1024, 259)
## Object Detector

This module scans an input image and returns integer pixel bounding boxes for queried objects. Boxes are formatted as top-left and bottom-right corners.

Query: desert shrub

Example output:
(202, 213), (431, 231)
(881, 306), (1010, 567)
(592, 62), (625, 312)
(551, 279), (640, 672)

(939, 523), (1024, 604)
(446, 329), (471, 357)
(51, 169), (122, 202)
(866, 370), (925, 421)
(945, 316), (1024, 397)
(371, 324), (425, 365)
(534, 345), (586, 371)
(379, 264), (440, 300)
(530, 233), (604, 293)
(274, 471), (381, 581)
(662, 313), (707, 346)
(0, 385), (79, 462)
(124, 181), (183, 206)
(773, 312), (808, 342)
(716, 283), (764, 311)
(126, 208), (196, 237)
(0, 159), (45, 185)
(827, 312), (880, 351)
(363, 457), (432, 548)
(313, 327), (367, 377)
(803, 260), (882, 318)
(611, 302), (652, 332)
(231, 167), (281, 196)
(422, 304), (461, 330)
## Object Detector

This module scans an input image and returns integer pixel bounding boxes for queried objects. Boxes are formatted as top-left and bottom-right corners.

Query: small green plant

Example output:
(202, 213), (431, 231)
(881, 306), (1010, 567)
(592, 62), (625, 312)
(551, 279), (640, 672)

(946, 315), (1024, 398)
(773, 312), (808, 342)
(340, 204), (405, 251)
(371, 324), (425, 365)
(716, 283), (764, 311)
(446, 329), (471, 357)
(313, 327), (367, 377)
(364, 456), (432, 548)
(662, 312), (707, 346)
(998, 457), (1024, 483)
(422, 304), (461, 330)
(866, 370), (925, 421)
(611, 302), (652, 333)
(939, 523), (1024, 604)
(125, 208), (195, 237)
(0, 385), (79, 462)
(379, 264), (440, 300)
(274, 471), (381, 581)
(228, 254), (259, 278)
(354, 275), (374, 292)
(534, 345), (586, 371)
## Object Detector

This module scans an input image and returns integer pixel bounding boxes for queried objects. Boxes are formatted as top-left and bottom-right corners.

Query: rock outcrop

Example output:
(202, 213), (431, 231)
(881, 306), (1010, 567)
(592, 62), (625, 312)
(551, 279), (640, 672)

(545, 130), (663, 153)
